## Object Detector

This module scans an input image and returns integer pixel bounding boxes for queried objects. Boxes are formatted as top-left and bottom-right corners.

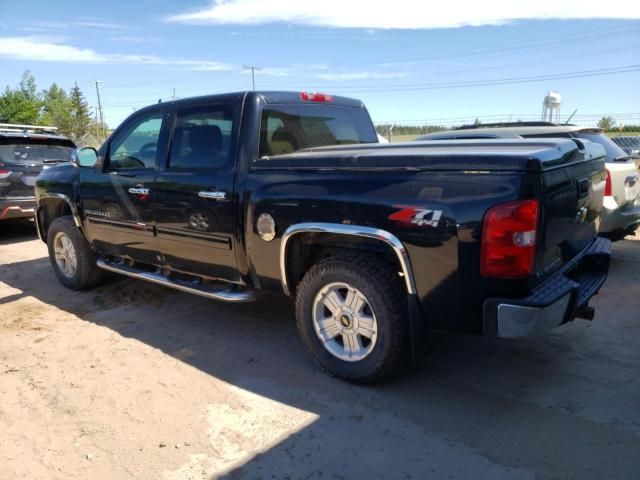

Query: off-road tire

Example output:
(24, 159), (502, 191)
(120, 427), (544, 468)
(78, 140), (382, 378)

(47, 216), (102, 290)
(295, 252), (409, 384)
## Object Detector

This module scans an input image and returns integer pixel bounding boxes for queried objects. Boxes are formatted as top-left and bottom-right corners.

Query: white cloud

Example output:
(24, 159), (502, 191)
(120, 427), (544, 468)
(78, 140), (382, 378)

(0, 36), (234, 71)
(109, 35), (161, 43)
(167, 0), (640, 28)
(74, 21), (131, 30)
(315, 71), (408, 80)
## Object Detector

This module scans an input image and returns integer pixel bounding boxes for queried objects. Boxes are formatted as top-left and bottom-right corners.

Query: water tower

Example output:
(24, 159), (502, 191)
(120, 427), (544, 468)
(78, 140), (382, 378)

(541, 91), (562, 123)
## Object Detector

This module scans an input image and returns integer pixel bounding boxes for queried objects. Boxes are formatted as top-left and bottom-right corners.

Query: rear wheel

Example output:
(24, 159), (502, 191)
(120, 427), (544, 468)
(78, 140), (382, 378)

(47, 216), (102, 290)
(295, 253), (408, 384)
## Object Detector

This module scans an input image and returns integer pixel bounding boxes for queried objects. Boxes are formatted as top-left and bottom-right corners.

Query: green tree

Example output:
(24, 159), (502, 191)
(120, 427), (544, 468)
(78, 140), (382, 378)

(597, 116), (616, 130)
(69, 82), (92, 142)
(0, 70), (42, 124)
(40, 83), (73, 135)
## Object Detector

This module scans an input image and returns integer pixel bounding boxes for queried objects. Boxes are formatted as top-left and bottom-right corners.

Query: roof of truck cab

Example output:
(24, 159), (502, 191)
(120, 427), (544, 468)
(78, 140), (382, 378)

(131, 90), (364, 113)
(134, 91), (366, 113)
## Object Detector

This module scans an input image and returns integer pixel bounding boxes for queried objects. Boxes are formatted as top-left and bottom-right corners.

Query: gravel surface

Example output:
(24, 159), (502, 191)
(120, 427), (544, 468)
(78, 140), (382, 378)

(1, 220), (639, 480)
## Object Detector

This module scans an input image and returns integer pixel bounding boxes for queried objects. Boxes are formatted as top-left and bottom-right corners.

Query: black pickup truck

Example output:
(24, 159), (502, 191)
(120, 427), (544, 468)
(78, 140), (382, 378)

(35, 91), (611, 383)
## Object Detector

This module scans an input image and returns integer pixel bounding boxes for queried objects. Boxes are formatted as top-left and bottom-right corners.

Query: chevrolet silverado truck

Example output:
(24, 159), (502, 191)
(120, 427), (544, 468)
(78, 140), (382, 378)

(34, 91), (611, 383)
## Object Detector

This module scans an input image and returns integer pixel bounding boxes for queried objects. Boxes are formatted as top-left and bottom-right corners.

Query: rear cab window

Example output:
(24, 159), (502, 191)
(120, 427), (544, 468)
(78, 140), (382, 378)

(258, 104), (378, 158)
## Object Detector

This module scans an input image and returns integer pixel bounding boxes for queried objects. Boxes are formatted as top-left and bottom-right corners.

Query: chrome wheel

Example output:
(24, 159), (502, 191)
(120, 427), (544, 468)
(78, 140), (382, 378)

(53, 231), (77, 278)
(312, 282), (378, 362)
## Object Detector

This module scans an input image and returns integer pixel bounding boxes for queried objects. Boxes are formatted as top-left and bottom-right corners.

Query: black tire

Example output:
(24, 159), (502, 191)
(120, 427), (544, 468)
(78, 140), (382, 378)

(295, 252), (409, 384)
(47, 216), (102, 290)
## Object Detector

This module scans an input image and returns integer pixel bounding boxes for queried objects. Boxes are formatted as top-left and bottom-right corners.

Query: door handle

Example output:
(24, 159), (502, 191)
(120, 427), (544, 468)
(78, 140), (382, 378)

(128, 187), (150, 195)
(198, 190), (226, 200)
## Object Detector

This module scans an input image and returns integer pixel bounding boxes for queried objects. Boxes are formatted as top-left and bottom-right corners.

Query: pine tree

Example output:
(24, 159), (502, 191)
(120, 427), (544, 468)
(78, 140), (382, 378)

(69, 82), (91, 142)
(41, 83), (73, 135)
(0, 70), (42, 124)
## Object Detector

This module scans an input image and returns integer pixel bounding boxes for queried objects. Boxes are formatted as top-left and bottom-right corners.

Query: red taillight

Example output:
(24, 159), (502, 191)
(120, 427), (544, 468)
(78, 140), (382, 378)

(300, 92), (334, 103)
(0, 169), (11, 179)
(604, 168), (612, 196)
(480, 199), (539, 278)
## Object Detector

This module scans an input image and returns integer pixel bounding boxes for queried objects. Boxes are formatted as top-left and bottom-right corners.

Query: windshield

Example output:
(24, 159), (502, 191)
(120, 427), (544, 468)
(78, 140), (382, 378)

(0, 143), (74, 165)
(259, 104), (378, 158)
(573, 132), (628, 161)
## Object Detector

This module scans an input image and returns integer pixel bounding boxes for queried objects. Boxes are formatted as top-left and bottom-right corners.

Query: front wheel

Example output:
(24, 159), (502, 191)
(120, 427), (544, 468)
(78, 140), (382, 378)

(47, 216), (103, 290)
(295, 253), (409, 384)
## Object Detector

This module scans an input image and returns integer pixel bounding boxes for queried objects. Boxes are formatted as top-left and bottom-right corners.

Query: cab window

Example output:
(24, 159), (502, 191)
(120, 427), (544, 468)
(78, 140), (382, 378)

(169, 106), (234, 170)
(108, 112), (163, 170)
(258, 104), (377, 158)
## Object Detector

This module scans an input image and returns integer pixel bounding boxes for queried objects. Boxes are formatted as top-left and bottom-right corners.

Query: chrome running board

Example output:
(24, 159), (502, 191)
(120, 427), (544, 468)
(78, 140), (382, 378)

(96, 259), (256, 303)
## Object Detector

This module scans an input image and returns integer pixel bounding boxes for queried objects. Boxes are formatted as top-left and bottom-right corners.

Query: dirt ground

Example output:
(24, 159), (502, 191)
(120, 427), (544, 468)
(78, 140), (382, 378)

(1, 220), (639, 480)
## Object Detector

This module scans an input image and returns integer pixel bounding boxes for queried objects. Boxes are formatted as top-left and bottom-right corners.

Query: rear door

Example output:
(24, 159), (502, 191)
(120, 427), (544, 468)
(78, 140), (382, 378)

(81, 109), (167, 264)
(152, 102), (240, 281)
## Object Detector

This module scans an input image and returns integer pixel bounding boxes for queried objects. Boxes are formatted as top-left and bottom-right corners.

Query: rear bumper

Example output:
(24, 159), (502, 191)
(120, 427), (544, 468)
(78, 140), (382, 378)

(482, 237), (611, 337)
(0, 197), (36, 221)
(599, 196), (640, 235)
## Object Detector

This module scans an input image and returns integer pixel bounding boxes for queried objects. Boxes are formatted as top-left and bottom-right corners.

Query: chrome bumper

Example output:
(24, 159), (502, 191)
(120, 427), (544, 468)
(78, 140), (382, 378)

(483, 237), (611, 337)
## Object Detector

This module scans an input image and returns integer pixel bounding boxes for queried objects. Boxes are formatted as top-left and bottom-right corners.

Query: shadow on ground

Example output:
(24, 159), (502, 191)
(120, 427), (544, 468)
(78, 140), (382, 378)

(0, 219), (37, 247)
(2, 223), (639, 479)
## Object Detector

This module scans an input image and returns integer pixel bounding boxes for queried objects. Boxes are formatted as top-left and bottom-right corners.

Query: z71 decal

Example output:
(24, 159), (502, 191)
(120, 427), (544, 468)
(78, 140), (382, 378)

(389, 206), (443, 227)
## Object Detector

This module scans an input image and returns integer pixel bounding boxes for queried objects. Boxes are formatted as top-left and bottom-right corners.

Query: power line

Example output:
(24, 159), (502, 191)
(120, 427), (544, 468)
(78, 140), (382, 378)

(264, 22), (640, 69)
(257, 65), (640, 94)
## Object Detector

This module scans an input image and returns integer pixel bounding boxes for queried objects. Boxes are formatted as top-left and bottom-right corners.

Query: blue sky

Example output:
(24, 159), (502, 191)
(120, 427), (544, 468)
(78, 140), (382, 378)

(0, 0), (639, 128)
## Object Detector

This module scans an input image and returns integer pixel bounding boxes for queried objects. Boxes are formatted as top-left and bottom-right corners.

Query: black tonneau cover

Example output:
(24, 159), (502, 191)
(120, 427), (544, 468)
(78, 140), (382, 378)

(254, 139), (606, 172)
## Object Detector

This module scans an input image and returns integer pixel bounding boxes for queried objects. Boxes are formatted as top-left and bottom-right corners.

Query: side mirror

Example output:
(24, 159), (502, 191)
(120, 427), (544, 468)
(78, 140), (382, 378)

(71, 147), (99, 168)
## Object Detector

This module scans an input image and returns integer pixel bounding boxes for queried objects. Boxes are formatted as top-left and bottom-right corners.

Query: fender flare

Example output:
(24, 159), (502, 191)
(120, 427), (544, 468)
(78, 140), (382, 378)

(35, 193), (83, 241)
(279, 222), (417, 296)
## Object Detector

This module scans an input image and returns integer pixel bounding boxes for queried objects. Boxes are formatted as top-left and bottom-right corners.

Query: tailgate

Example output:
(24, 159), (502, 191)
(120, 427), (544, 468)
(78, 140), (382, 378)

(0, 163), (42, 198)
(535, 140), (606, 282)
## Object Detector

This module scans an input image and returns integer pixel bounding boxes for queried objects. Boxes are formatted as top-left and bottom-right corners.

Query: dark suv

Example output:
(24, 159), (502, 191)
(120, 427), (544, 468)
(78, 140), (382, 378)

(0, 124), (76, 222)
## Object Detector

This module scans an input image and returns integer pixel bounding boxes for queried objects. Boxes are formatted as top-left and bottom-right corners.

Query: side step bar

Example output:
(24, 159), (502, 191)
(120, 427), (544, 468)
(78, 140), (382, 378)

(96, 259), (256, 303)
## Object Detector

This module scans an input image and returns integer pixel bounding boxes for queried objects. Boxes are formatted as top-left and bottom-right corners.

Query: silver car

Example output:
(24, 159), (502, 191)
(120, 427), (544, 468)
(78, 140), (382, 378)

(416, 123), (640, 240)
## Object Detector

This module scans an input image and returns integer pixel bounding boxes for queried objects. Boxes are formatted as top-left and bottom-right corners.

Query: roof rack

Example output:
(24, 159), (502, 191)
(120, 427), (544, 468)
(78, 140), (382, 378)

(455, 121), (561, 130)
(0, 123), (60, 135)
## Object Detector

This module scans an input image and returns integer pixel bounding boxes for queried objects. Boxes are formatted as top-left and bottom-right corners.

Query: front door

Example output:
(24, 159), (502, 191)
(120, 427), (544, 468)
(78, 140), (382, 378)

(153, 103), (239, 281)
(82, 110), (166, 265)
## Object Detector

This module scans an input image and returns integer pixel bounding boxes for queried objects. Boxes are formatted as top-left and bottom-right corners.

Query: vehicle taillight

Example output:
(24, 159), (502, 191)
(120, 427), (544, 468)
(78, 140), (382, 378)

(480, 199), (539, 278)
(0, 169), (11, 179)
(604, 168), (612, 196)
(300, 92), (334, 103)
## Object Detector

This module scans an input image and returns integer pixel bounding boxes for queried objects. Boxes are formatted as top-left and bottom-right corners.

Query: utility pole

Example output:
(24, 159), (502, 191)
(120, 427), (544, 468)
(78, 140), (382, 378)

(92, 80), (105, 138)
(171, 88), (176, 100)
(243, 65), (261, 91)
